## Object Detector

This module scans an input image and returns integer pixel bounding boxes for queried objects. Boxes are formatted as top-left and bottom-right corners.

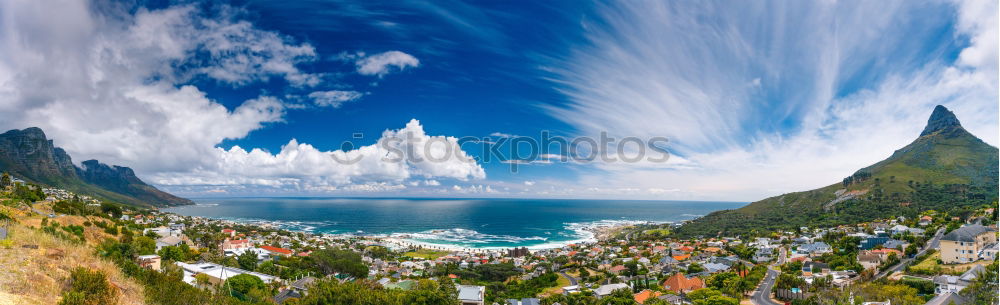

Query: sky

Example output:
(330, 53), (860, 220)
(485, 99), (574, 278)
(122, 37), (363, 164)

(0, 0), (997, 201)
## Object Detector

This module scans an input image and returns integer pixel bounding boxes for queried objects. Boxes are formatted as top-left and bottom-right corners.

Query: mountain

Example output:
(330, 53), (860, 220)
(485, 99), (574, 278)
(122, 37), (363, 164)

(676, 105), (999, 237)
(0, 127), (193, 207)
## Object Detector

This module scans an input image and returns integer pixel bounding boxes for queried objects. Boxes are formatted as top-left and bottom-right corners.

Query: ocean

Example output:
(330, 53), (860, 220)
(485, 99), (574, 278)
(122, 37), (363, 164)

(164, 198), (744, 249)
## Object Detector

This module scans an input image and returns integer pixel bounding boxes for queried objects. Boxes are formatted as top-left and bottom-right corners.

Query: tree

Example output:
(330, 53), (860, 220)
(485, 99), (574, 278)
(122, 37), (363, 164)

(625, 261), (639, 277)
(309, 249), (368, 278)
(131, 236), (156, 256)
(686, 263), (704, 274)
(687, 288), (738, 305)
(158, 246), (187, 262)
(0, 172), (10, 189)
(237, 249), (258, 271)
(223, 274), (267, 301)
(194, 273), (212, 287)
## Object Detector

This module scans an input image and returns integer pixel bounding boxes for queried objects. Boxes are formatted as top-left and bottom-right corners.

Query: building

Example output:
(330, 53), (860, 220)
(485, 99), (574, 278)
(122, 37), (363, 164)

(633, 289), (663, 304)
(221, 238), (253, 254)
(260, 245), (294, 257)
(175, 262), (278, 286)
(155, 236), (185, 251)
(508, 247), (529, 257)
(594, 283), (630, 298)
(662, 273), (703, 294)
(933, 265), (984, 295)
(939, 225), (997, 264)
(137, 255), (161, 271)
(457, 285), (485, 305)
(505, 298), (540, 305)
(859, 237), (890, 250)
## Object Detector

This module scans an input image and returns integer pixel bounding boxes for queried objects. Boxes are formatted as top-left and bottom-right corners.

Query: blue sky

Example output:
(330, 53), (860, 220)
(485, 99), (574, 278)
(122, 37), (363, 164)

(0, 0), (997, 201)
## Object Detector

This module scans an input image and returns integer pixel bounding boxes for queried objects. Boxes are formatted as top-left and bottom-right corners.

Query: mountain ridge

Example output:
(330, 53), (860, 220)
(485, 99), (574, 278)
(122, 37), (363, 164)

(0, 127), (192, 207)
(675, 105), (999, 237)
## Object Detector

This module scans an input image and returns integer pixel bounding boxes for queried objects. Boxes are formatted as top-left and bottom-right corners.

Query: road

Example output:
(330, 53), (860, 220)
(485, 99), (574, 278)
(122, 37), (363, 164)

(775, 247), (787, 265)
(874, 228), (945, 279)
(557, 270), (579, 286)
(751, 269), (782, 305)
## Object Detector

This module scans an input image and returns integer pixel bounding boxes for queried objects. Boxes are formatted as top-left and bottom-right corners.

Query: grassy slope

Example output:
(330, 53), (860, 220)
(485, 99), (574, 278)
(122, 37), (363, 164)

(0, 207), (146, 304)
(676, 122), (999, 237)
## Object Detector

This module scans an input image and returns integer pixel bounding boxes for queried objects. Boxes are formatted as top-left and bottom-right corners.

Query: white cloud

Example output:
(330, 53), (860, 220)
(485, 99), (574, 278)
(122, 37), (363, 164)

(0, 1), (484, 194)
(546, 1), (999, 201)
(308, 90), (364, 108)
(355, 51), (420, 77)
(149, 119), (485, 189)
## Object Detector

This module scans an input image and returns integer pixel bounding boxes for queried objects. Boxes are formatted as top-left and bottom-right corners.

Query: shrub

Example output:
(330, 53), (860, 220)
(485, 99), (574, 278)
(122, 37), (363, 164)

(58, 267), (117, 305)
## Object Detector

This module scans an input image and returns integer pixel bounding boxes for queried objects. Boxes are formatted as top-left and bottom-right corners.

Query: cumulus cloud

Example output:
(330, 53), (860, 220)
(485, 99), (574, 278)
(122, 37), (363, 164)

(149, 119), (485, 190)
(0, 1), (310, 172)
(546, 0), (999, 200)
(0, 1), (483, 194)
(308, 90), (364, 107)
(355, 51), (420, 77)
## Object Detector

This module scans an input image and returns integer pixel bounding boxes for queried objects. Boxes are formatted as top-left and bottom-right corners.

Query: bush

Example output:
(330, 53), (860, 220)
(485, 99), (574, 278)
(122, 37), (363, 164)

(58, 268), (117, 305)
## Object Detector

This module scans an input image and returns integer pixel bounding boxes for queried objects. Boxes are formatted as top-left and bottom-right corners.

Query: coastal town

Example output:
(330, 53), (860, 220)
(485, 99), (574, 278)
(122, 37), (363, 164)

(0, 179), (996, 305)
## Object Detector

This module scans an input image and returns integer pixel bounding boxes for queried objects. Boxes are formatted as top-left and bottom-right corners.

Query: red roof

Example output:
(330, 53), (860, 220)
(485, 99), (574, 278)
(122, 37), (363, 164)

(260, 245), (292, 255)
(222, 229), (235, 233)
(662, 273), (704, 293)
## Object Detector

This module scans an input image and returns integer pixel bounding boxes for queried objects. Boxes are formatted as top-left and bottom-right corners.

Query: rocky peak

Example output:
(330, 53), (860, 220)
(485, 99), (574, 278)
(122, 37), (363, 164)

(920, 105), (963, 137)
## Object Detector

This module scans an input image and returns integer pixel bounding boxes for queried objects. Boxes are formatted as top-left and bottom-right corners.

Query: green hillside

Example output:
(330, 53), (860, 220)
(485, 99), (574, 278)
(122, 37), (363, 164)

(675, 105), (999, 237)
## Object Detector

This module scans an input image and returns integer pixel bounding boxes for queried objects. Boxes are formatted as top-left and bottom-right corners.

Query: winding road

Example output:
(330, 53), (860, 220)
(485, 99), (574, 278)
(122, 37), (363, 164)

(557, 270), (579, 286)
(874, 228), (945, 279)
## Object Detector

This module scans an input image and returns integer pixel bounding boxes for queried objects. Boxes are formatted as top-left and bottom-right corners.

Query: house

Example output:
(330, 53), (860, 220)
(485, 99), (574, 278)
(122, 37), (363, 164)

(594, 283), (630, 298)
(657, 294), (689, 305)
(702, 262), (730, 273)
(881, 239), (908, 251)
(505, 298), (540, 305)
(859, 237), (890, 250)
(933, 265), (984, 295)
(457, 285), (485, 305)
(155, 236), (184, 251)
(222, 228), (236, 237)
(662, 273), (703, 293)
(273, 289), (303, 304)
(290, 276), (317, 294)
(797, 242), (831, 255)
(561, 285), (580, 294)
(925, 292), (969, 305)
(753, 247), (774, 263)
(609, 265), (627, 274)
(939, 225), (998, 264)
(856, 251), (884, 270)
(919, 216), (933, 227)
(175, 262), (278, 286)
(137, 255), (161, 271)
(802, 262), (830, 276)
(633, 289), (662, 304)
(222, 238), (253, 253)
(260, 245), (293, 257)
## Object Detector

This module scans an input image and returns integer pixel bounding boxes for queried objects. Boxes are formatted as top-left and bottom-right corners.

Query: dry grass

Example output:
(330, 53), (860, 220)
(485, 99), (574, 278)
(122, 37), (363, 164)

(0, 223), (146, 305)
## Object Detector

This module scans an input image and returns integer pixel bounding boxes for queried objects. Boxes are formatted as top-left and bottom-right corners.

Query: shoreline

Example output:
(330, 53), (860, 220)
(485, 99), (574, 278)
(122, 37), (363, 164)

(179, 214), (659, 251)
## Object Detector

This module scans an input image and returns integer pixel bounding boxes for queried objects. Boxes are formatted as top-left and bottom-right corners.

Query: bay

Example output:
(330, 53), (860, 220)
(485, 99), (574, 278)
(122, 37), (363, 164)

(165, 198), (744, 249)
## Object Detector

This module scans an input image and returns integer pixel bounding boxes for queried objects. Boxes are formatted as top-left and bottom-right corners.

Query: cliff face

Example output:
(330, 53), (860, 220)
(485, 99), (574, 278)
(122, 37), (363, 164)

(0, 127), (193, 207)
(0, 128), (78, 184)
(76, 159), (193, 206)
